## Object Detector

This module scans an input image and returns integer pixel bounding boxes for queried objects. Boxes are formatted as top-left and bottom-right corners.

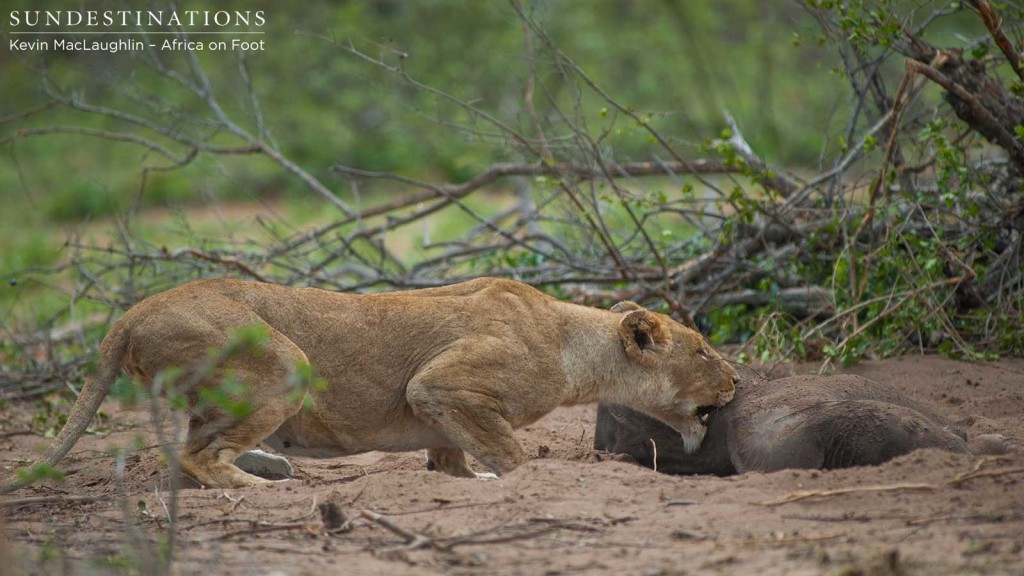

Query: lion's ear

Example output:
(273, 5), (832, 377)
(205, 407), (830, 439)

(618, 310), (671, 368)
(610, 301), (644, 313)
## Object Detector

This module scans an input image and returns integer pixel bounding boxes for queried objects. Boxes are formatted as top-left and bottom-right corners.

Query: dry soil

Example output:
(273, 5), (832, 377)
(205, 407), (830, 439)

(2, 355), (1023, 575)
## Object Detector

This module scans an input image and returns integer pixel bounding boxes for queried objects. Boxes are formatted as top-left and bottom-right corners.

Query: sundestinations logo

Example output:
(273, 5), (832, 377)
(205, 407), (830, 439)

(8, 10), (265, 28)
(6, 9), (266, 53)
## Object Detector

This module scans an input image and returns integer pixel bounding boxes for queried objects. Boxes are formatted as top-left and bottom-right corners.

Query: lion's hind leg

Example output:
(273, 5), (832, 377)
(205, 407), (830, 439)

(234, 449), (295, 478)
(180, 327), (308, 488)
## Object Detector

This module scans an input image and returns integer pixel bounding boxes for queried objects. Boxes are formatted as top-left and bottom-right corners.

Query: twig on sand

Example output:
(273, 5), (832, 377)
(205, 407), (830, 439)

(360, 508), (604, 554)
(760, 483), (936, 506)
(217, 491), (246, 514)
(442, 525), (557, 549)
(440, 517), (600, 550)
(663, 499), (699, 507)
(950, 466), (1024, 486)
(203, 522), (313, 542)
(736, 531), (846, 546)
(761, 457), (1024, 506)
(361, 509), (435, 553)
(1, 494), (103, 510)
(947, 456), (1022, 486)
(386, 499), (505, 516)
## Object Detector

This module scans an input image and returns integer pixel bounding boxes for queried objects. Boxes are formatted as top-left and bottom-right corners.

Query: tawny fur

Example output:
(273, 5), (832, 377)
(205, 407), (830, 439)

(1, 277), (737, 492)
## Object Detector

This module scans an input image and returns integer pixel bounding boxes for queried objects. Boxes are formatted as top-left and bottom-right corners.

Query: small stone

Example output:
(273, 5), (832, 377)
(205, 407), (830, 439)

(318, 501), (347, 532)
(670, 529), (705, 541)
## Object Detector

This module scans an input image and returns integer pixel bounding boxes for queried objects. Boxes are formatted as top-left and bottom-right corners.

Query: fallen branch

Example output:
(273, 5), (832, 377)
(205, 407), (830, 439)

(203, 522), (312, 542)
(761, 458), (1024, 506)
(2, 494), (104, 510)
(949, 466), (1024, 486)
(736, 531), (845, 546)
(360, 509), (434, 552)
(760, 483), (936, 506)
(442, 525), (561, 549)
(441, 518), (601, 550)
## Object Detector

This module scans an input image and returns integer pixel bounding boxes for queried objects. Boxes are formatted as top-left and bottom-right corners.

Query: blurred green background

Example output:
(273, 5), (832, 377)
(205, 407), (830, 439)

(0, 0), (984, 288)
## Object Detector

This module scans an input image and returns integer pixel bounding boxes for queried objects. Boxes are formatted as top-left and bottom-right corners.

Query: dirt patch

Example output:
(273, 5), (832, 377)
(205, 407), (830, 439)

(2, 355), (1023, 575)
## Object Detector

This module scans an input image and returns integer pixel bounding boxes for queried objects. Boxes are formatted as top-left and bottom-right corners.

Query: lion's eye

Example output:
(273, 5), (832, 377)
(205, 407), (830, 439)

(698, 347), (710, 360)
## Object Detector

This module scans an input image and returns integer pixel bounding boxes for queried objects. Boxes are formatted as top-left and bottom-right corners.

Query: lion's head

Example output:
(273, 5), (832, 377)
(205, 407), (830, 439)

(611, 301), (737, 452)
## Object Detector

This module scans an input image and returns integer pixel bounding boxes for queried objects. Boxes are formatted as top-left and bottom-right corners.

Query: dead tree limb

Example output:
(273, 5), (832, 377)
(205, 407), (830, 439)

(968, 0), (1024, 82)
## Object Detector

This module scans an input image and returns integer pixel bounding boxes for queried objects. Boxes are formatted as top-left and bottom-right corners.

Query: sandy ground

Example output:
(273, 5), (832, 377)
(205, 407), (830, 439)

(1, 355), (1022, 575)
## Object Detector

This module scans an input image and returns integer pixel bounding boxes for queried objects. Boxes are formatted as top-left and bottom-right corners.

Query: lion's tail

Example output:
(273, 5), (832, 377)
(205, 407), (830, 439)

(0, 321), (130, 495)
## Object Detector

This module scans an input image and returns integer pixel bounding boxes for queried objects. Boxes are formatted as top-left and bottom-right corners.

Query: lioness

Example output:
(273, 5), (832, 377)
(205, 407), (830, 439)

(595, 374), (1010, 475)
(1, 278), (737, 492)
